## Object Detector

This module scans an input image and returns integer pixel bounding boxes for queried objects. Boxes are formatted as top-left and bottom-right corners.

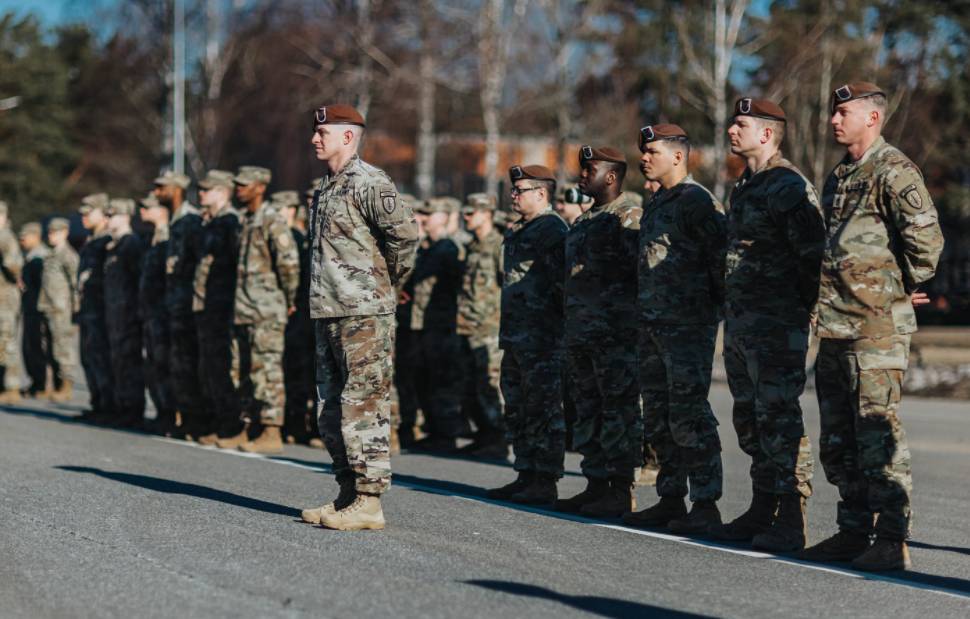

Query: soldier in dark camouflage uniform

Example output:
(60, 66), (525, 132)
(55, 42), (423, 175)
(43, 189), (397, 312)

(137, 194), (177, 435)
(155, 171), (208, 439)
(620, 125), (727, 533)
(193, 170), (242, 443)
(554, 146), (643, 518)
(76, 194), (115, 421)
(104, 198), (146, 427)
(486, 164), (567, 506)
(39, 218), (79, 402)
(301, 105), (418, 531)
(0, 201), (21, 404)
(456, 192), (507, 458)
(18, 222), (51, 397)
(798, 83), (944, 571)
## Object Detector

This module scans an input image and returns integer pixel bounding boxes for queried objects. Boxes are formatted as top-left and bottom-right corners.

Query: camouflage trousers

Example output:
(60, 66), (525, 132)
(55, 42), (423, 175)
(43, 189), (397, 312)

(640, 325), (722, 501)
(816, 335), (913, 541)
(232, 319), (286, 427)
(196, 310), (239, 429)
(284, 312), (316, 438)
(143, 315), (176, 420)
(47, 311), (75, 384)
(22, 312), (51, 392)
(78, 313), (114, 415)
(501, 347), (566, 476)
(0, 303), (19, 390)
(315, 314), (394, 495)
(724, 327), (813, 498)
(107, 318), (145, 418)
(569, 342), (643, 482)
(169, 313), (208, 422)
(459, 334), (505, 436)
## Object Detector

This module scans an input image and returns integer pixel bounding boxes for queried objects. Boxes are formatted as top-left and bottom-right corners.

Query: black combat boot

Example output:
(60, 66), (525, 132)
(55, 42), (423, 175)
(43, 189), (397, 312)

(797, 530), (872, 563)
(708, 492), (779, 541)
(553, 478), (610, 513)
(486, 471), (533, 500)
(580, 477), (636, 518)
(621, 496), (687, 528)
(667, 500), (721, 534)
(509, 473), (558, 506)
(851, 538), (911, 571)
(752, 495), (807, 552)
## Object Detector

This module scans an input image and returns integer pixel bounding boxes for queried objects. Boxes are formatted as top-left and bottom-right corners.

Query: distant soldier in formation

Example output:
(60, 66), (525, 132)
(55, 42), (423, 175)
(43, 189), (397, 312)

(554, 185), (591, 227)
(0, 201), (21, 404)
(486, 164), (567, 505)
(39, 217), (79, 402)
(799, 83), (944, 571)
(103, 198), (146, 427)
(393, 194), (422, 447)
(18, 222), (51, 397)
(623, 124), (727, 534)
(556, 146), (643, 518)
(301, 104), (418, 531)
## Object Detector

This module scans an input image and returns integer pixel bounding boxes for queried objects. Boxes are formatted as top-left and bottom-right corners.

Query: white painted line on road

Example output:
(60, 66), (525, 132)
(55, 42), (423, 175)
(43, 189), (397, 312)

(150, 434), (970, 603)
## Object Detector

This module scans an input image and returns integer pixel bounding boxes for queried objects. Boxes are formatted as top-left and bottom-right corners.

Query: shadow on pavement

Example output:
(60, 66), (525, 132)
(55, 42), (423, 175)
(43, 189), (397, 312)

(55, 465), (299, 517)
(909, 540), (970, 558)
(465, 580), (715, 618)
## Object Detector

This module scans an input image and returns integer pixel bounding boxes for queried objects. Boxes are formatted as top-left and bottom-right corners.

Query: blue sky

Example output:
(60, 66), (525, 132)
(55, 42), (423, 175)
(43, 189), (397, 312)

(0, 0), (101, 24)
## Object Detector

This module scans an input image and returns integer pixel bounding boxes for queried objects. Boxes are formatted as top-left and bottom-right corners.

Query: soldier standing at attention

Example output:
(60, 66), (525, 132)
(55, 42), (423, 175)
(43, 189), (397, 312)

(798, 83), (944, 571)
(300, 104), (418, 531)
(222, 166), (300, 454)
(193, 170), (243, 445)
(39, 218), (79, 402)
(455, 192), (507, 459)
(76, 194), (115, 421)
(18, 222), (50, 397)
(621, 124), (727, 533)
(485, 164), (567, 506)
(555, 146), (643, 518)
(155, 171), (207, 439)
(0, 201), (22, 404)
(137, 194), (178, 435)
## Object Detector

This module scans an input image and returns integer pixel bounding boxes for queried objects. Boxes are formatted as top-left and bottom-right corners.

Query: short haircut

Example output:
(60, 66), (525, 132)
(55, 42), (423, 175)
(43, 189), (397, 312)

(867, 93), (888, 123)
(756, 117), (786, 147)
(533, 179), (556, 205)
(602, 160), (627, 184)
(660, 137), (691, 161)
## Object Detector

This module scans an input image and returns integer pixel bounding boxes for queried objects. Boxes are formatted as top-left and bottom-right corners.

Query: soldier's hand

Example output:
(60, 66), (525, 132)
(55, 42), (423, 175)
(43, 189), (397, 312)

(911, 291), (931, 307)
(287, 305), (297, 317)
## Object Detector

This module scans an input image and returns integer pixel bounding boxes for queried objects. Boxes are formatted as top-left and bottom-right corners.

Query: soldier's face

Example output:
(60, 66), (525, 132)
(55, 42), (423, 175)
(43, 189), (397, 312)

(312, 125), (347, 161)
(82, 209), (105, 230)
(424, 212), (449, 238)
(511, 180), (546, 217)
(463, 209), (489, 232)
(554, 200), (582, 223)
(578, 161), (610, 195)
(831, 100), (874, 145)
(199, 186), (229, 208)
(153, 184), (175, 204)
(48, 229), (69, 246)
(235, 182), (263, 204)
(727, 116), (764, 156)
(639, 142), (674, 181)
(19, 233), (40, 250)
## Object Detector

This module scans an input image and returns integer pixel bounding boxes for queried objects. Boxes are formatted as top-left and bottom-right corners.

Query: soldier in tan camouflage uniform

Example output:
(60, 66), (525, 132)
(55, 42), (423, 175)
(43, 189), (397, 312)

(0, 201), (22, 403)
(554, 146), (642, 519)
(797, 83), (944, 571)
(300, 104), (418, 531)
(18, 222), (51, 397)
(217, 166), (300, 454)
(39, 218), (79, 402)
(621, 125), (727, 534)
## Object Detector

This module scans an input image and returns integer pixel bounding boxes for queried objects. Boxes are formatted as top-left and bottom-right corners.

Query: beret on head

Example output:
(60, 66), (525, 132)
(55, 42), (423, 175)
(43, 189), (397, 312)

(509, 164), (555, 183)
(153, 170), (191, 189)
(48, 217), (70, 233)
(831, 81), (885, 111)
(234, 166), (272, 186)
(639, 123), (689, 152)
(313, 104), (366, 128)
(19, 222), (42, 237)
(579, 145), (626, 166)
(106, 198), (136, 217)
(198, 170), (235, 190)
(733, 97), (786, 122)
(462, 192), (497, 213)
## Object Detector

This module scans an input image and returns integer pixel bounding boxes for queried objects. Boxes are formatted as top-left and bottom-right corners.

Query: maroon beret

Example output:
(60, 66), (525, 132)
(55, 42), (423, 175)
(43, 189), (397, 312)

(579, 145), (626, 166)
(313, 104), (366, 128)
(638, 123), (689, 152)
(733, 97), (786, 122)
(509, 164), (555, 183)
(831, 82), (885, 111)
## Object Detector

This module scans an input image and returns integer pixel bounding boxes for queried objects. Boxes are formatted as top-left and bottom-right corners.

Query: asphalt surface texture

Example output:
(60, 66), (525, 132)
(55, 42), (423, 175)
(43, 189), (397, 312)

(1, 385), (969, 618)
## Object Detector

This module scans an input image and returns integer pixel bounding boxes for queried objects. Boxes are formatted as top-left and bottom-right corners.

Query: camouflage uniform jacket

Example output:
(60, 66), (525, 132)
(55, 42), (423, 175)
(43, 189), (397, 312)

(457, 228), (503, 340)
(77, 229), (112, 318)
(139, 223), (169, 322)
(38, 241), (79, 317)
(408, 236), (461, 331)
(564, 192), (641, 347)
(193, 203), (241, 315)
(500, 209), (567, 351)
(165, 203), (203, 318)
(639, 175), (726, 325)
(0, 227), (23, 310)
(818, 137), (944, 339)
(308, 155), (419, 319)
(21, 245), (50, 314)
(234, 204), (300, 325)
(104, 232), (145, 322)
(725, 153), (825, 334)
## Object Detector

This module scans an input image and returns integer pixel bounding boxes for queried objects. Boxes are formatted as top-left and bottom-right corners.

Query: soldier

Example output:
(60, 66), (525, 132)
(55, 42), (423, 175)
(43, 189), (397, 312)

(393, 194), (423, 448)
(39, 217), (79, 402)
(0, 201), (22, 404)
(485, 164), (567, 505)
(193, 170), (242, 444)
(554, 185), (591, 227)
(137, 195), (177, 435)
(621, 124), (728, 532)
(76, 193), (115, 421)
(797, 83), (944, 571)
(217, 166), (300, 454)
(455, 192), (507, 458)
(103, 198), (146, 427)
(18, 222), (51, 397)
(300, 104), (418, 531)
(406, 197), (465, 451)
(155, 170), (208, 439)
(554, 146), (642, 518)
(442, 196), (472, 247)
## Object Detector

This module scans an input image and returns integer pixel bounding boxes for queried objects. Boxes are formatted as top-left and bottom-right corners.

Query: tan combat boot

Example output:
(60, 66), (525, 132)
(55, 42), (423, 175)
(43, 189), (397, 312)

(708, 492), (779, 542)
(319, 494), (385, 531)
(239, 426), (283, 454)
(636, 462), (660, 487)
(752, 495), (807, 552)
(301, 482), (357, 524)
(0, 389), (22, 405)
(308, 437), (324, 449)
(50, 380), (73, 402)
(215, 424), (250, 449)
(851, 538), (911, 571)
(389, 426), (400, 456)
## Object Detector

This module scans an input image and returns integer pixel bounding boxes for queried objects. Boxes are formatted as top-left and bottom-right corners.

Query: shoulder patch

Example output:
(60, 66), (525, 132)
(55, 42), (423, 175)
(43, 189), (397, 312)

(900, 184), (922, 211)
(380, 190), (398, 214)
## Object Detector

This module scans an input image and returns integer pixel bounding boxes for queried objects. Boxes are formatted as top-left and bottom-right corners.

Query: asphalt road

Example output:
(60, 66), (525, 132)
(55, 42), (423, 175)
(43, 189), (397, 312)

(1, 386), (969, 618)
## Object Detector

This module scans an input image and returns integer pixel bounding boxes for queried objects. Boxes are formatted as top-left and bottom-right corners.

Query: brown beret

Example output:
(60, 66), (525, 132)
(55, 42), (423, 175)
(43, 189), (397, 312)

(579, 145), (626, 166)
(638, 124), (688, 152)
(509, 164), (555, 183)
(733, 97), (786, 122)
(313, 104), (366, 128)
(831, 82), (885, 111)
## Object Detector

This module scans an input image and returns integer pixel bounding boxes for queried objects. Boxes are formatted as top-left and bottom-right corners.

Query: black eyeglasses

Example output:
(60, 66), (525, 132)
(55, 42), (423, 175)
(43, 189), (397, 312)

(510, 186), (541, 197)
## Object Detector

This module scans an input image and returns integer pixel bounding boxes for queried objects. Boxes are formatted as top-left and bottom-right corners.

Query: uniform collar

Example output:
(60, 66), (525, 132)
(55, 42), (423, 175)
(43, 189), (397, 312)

(323, 155), (360, 189)
(171, 202), (199, 223)
(834, 135), (886, 178)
